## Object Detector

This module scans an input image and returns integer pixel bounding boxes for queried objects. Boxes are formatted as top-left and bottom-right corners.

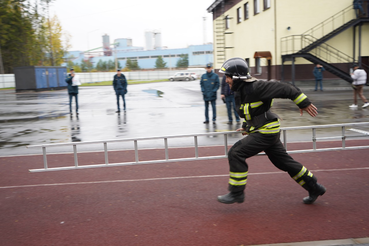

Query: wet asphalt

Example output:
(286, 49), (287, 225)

(1, 79), (369, 156)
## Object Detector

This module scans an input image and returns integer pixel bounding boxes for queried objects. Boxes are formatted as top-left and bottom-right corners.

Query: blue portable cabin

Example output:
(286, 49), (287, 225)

(14, 66), (68, 92)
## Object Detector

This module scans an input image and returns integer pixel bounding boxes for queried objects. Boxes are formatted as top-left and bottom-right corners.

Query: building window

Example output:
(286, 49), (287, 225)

(263, 0), (270, 10)
(244, 2), (249, 20)
(255, 57), (262, 74)
(254, 0), (260, 15)
(237, 7), (242, 23)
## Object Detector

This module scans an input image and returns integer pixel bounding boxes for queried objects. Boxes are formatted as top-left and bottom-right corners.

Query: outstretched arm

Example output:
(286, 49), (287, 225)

(300, 103), (318, 117)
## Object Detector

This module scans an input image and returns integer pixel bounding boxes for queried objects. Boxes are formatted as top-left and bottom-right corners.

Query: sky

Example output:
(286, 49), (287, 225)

(48, 0), (216, 51)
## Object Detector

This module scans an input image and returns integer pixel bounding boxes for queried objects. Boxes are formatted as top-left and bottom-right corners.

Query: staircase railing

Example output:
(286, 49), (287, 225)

(281, 35), (355, 64)
(281, 34), (369, 73)
(302, 5), (356, 41)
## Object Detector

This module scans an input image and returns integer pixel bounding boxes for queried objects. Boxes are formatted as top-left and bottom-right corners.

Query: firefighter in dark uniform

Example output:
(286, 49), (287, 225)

(217, 58), (326, 205)
(113, 69), (128, 113)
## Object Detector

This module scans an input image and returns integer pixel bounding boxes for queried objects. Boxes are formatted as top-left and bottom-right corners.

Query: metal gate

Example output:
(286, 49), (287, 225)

(28, 122), (369, 173)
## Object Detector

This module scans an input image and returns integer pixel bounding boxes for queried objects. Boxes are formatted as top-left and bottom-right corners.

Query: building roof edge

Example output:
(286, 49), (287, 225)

(207, 0), (223, 13)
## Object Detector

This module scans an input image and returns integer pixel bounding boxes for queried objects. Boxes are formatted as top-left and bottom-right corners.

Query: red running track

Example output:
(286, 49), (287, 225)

(0, 140), (368, 246)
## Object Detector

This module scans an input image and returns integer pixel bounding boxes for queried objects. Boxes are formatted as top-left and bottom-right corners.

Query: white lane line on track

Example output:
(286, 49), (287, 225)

(1, 167), (368, 189)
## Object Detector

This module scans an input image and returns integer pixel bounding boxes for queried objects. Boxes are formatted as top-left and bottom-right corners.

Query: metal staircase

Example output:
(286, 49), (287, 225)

(295, 53), (352, 82)
(281, 4), (369, 83)
(215, 16), (226, 65)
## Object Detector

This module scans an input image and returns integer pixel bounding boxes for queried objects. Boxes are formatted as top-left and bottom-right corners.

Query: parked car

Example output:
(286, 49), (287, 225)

(190, 73), (198, 80)
(169, 72), (195, 81)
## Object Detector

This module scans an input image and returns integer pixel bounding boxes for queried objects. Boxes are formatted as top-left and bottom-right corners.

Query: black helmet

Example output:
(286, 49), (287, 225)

(220, 57), (250, 79)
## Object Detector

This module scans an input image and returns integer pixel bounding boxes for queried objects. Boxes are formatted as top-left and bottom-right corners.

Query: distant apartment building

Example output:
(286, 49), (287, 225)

(207, 0), (369, 82)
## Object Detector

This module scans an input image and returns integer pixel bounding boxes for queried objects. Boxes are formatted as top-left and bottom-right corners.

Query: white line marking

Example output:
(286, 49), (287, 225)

(348, 128), (369, 135)
(1, 167), (368, 190)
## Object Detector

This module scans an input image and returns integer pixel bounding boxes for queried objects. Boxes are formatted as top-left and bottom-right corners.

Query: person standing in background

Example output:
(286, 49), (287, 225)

(65, 68), (79, 115)
(200, 63), (220, 124)
(350, 64), (369, 108)
(313, 64), (325, 91)
(221, 76), (240, 124)
(113, 69), (128, 113)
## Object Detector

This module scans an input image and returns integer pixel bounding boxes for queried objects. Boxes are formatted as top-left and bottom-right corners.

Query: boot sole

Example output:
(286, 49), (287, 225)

(303, 187), (326, 204)
(217, 197), (244, 204)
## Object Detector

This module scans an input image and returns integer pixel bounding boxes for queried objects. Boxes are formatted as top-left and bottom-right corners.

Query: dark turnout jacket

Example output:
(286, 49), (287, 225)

(233, 79), (311, 133)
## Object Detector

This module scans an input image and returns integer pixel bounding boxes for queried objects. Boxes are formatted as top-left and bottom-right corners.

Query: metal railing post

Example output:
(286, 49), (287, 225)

(73, 145), (78, 167)
(312, 128), (317, 150)
(194, 136), (199, 158)
(342, 126), (346, 148)
(224, 134), (228, 156)
(104, 142), (109, 164)
(164, 138), (169, 160)
(42, 147), (48, 170)
(134, 140), (139, 162)
(283, 129), (287, 150)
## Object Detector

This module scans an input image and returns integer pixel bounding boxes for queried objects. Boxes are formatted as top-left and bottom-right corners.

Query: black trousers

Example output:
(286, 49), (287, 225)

(227, 132), (316, 193)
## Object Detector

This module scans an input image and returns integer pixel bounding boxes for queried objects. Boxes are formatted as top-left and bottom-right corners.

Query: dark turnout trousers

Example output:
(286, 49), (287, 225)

(227, 132), (317, 194)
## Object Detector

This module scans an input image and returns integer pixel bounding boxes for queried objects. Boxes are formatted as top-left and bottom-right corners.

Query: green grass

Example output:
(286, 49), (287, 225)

(80, 79), (168, 86)
(0, 87), (14, 90)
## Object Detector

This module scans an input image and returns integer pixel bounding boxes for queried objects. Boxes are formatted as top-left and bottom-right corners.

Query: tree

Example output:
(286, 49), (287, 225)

(41, 15), (68, 66)
(125, 58), (140, 70)
(155, 56), (167, 69)
(107, 60), (115, 71)
(0, 0), (68, 73)
(80, 60), (93, 72)
(176, 54), (189, 68)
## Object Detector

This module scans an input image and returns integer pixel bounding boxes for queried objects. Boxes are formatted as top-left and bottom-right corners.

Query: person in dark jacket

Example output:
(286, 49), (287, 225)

(200, 63), (220, 124)
(313, 63), (325, 91)
(65, 68), (79, 115)
(353, 0), (365, 18)
(217, 58), (326, 205)
(221, 76), (240, 124)
(113, 69), (128, 113)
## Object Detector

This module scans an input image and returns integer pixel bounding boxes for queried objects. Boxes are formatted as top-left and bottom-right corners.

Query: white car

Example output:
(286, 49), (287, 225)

(169, 72), (195, 81)
(190, 73), (198, 80)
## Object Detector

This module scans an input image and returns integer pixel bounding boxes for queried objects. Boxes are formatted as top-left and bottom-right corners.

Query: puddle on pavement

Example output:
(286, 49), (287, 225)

(142, 89), (164, 97)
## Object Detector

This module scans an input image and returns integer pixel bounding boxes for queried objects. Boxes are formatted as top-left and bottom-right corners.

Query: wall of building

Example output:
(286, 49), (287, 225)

(209, 0), (368, 81)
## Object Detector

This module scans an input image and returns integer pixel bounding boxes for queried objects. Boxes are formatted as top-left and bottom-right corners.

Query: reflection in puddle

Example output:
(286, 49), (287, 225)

(142, 89), (164, 97)
(70, 116), (81, 142)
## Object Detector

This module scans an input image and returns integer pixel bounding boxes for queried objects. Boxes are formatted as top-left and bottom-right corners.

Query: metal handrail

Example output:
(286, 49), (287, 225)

(28, 122), (369, 173)
(302, 4), (355, 39)
(281, 35), (355, 64)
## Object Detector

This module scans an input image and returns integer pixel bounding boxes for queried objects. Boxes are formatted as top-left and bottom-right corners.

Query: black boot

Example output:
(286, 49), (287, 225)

(217, 192), (245, 204)
(303, 183), (326, 204)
